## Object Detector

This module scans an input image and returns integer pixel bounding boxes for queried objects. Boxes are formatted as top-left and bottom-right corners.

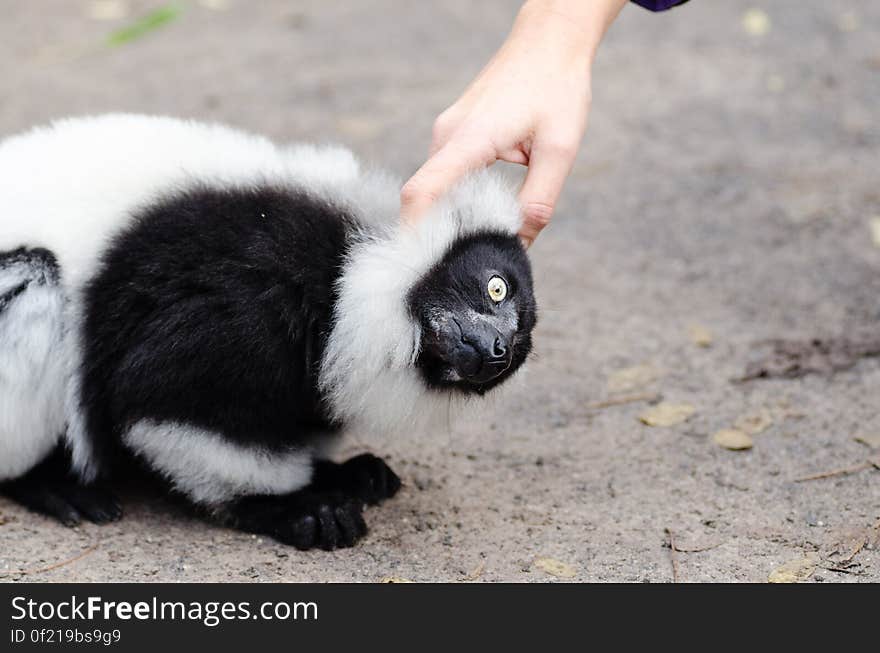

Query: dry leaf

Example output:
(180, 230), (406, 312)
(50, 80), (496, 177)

(88, 0), (129, 21)
(869, 217), (880, 247)
(198, 0), (231, 10)
(336, 116), (382, 140)
(742, 8), (771, 36)
(534, 558), (577, 579)
(380, 576), (414, 583)
(837, 12), (860, 32)
(770, 398), (805, 422)
(463, 561), (485, 581)
(688, 324), (713, 347)
(734, 411), (773, 435)
(713, 428), (753, 451)
(768, 555), (817, 583)
(766, 75), (785, 93)
(639, 402), (695, 427)
(854, 434), (880, 449)
(607, 364), (661, 394)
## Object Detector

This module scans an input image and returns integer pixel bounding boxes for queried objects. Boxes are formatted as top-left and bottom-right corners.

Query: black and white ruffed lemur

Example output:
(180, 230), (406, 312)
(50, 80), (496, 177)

(0, 114), (537, 550)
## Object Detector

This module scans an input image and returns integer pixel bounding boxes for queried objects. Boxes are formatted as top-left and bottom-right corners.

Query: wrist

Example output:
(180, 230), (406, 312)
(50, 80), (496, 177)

(516, 0), (627, 60)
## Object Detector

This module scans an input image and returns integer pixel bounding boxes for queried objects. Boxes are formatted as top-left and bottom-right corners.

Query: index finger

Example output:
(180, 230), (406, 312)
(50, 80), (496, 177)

(517, 141), (576, 246)
(400, 140), (494, 223)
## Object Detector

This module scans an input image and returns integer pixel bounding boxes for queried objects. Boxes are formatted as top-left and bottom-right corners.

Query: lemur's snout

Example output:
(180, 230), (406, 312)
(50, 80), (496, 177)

(457, 323), (513, 384)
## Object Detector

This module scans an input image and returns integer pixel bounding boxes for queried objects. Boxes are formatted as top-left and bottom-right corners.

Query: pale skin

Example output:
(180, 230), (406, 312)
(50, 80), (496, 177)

(400, 0), (629, 247)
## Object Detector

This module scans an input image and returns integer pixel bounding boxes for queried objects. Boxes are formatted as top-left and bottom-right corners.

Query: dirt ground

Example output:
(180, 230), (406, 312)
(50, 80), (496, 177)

(1, 0), (878, 583)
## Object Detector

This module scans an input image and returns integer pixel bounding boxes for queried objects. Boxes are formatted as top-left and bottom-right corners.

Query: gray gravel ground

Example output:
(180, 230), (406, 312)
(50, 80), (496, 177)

(1, 0), (879, 582)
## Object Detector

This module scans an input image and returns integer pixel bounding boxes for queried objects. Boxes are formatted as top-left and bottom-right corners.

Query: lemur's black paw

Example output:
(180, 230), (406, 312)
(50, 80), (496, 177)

(231, 454), (400, 550)
(315, 454), (402, 506)
(277, 492), (368, 551)
(232, 490), (368, 551)
(2, 478), (122, 527)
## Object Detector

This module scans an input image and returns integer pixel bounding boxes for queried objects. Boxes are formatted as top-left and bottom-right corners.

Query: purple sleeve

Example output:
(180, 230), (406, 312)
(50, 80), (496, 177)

(631, 0), (690, 11)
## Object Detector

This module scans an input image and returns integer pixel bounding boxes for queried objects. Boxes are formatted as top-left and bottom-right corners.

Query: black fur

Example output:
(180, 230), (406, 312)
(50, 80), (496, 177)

(74, 184), (409, 549)
(0, 444), (121, 526)
(79, 185), (350, 471)
(408, 232), (537, 395)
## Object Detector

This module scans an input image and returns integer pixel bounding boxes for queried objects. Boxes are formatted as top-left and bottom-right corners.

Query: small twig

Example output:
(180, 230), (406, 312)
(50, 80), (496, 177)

(793, 459), (878, 483)
(0, 544), (98, 576)
(823, 564), (860, 575)
(587, 393), (661, 410)
(671, 540), (723, 553)
(664, 528), (679, 583)
(463, 560), (485, 582)
(730, 372), (766, 384)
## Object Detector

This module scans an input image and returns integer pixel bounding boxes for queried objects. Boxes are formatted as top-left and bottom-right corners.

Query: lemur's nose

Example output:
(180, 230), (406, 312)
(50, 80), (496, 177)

(490, 337), (508, 360)
(457, 326), (512, 384)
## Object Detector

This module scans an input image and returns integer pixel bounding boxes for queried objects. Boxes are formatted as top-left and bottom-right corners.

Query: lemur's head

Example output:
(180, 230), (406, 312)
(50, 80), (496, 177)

(320, 170), (537, 433)
(407, 232), (535, 395)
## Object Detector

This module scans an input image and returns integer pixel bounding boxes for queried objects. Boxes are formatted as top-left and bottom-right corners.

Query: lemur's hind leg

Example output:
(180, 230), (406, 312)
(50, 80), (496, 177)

(226, 454), (401, 551)
(0, 247), (68, 482)
(0, 444), (122, 526)
(0, 247), (119, 526)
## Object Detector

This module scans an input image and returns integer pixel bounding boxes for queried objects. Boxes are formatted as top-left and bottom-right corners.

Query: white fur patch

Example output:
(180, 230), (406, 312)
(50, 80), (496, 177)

(123, 420), (313, 505)
(0, 266), (66, 481)
(318, 172), (523, 436)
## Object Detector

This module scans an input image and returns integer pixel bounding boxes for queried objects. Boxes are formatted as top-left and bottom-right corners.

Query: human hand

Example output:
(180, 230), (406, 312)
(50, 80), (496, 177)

(400, 0), (627, 247)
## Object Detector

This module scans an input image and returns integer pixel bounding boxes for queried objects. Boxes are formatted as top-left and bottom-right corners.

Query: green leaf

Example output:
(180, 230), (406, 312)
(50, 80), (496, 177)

(106, 3), (184, 47)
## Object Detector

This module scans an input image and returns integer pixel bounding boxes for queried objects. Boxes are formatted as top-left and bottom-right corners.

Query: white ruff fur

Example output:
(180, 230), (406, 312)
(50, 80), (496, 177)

(319, 174), (523, 436)
(124, 420), (313, 505)
(0, 114), (524, 488)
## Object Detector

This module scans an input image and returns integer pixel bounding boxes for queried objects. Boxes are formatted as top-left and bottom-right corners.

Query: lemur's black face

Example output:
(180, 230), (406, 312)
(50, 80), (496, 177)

(408, 232), (537, 395)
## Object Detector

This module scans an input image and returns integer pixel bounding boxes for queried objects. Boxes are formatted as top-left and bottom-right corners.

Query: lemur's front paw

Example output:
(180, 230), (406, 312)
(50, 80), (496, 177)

(281, 492), (368, 551)
(234, 491), (368, 551)
(314, 453), (402, 506)
(230, 453), (400, 550)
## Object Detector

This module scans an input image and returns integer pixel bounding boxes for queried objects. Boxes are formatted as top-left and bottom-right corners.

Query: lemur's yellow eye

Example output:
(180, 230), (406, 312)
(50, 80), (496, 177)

(487, 276), (507, 303)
